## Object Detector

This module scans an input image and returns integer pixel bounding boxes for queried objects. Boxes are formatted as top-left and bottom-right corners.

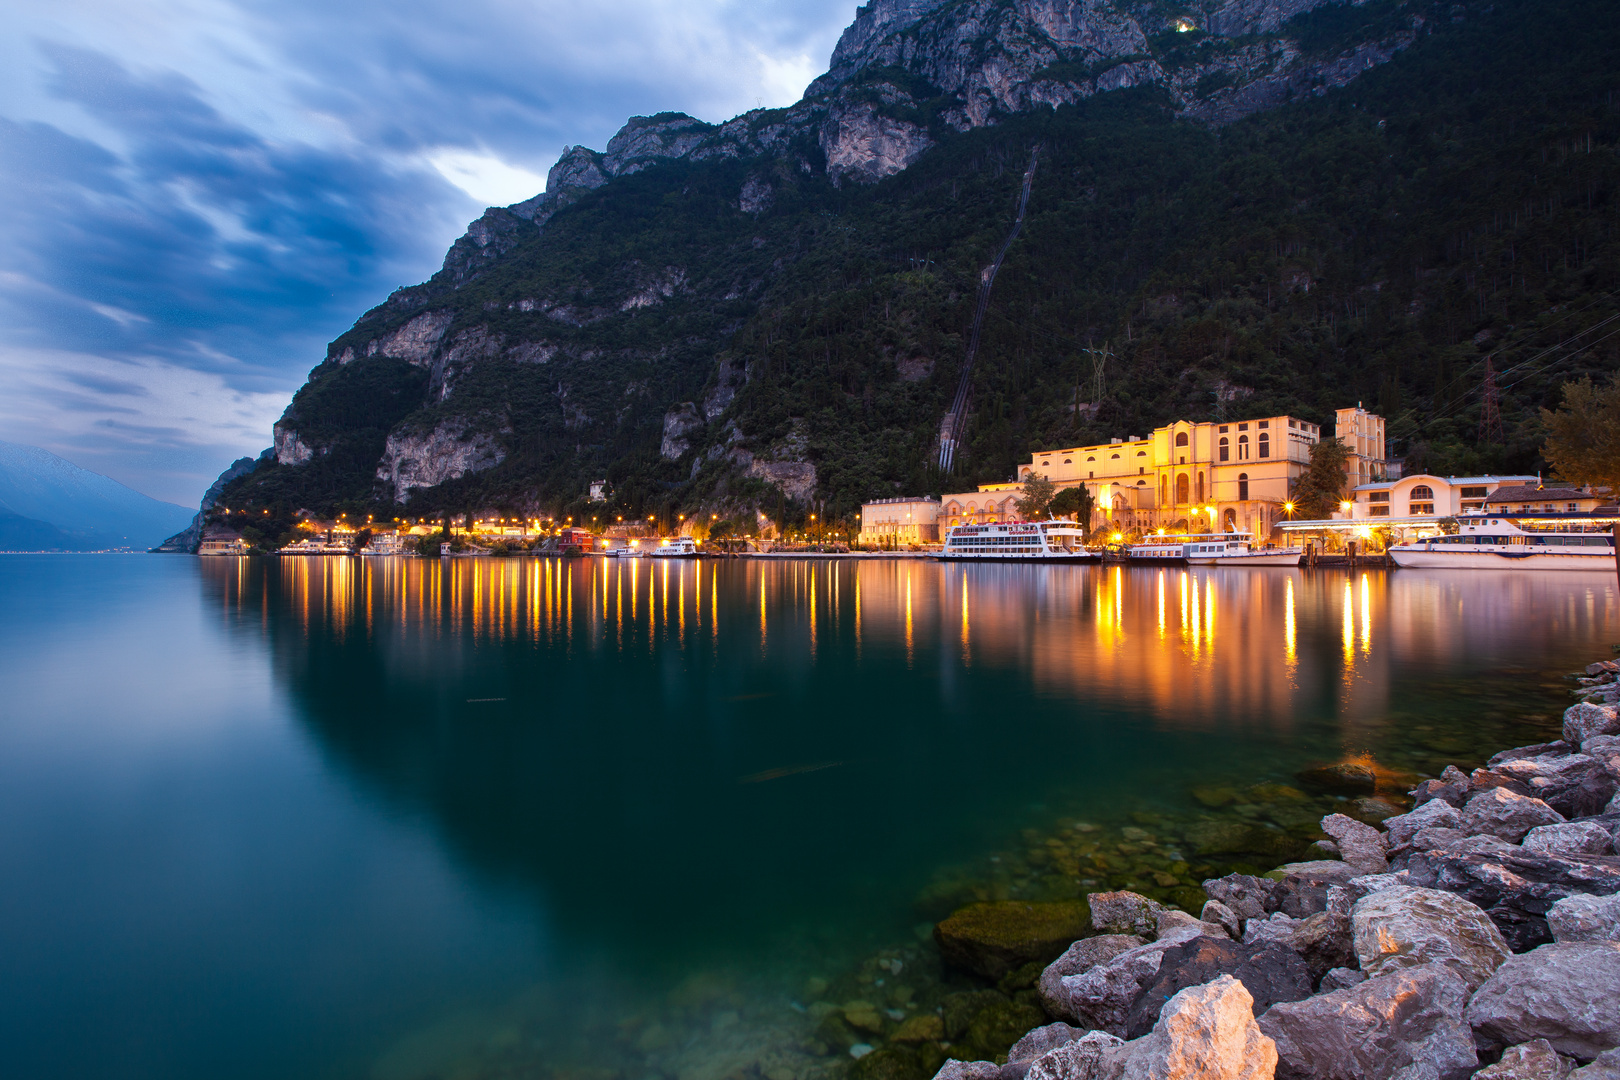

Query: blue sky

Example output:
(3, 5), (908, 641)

(0, 0), (854, 504)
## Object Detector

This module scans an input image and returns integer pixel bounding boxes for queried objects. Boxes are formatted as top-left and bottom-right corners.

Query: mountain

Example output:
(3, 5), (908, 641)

(217, 0), (1620, 535)
(0, 442), (196, 550)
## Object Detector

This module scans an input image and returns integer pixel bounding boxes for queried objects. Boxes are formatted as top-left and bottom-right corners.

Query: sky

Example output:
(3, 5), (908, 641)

(0, 0), (855, 505)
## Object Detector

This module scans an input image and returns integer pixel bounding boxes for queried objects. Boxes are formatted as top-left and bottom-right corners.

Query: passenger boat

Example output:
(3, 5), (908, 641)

(1389, 511), (1618, 570)
(1123, 532), (1203, 563)
(1184, 534), (1303, 567)
(938, 520), (1098, 562)
(612, 545), (645, 558)
(648, 537), (699, 558)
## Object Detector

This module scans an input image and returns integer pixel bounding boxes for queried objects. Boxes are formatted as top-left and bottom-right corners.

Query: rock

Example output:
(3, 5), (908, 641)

(1465, 941), (1620, 1060)
(1351, 885), (1511, 991)
(1402, 847), (1620, 952)
(1464, 788), (1568, 842)
(1384, 800), (1465, 848)
(942, 991), (1010, 1040)
(959, 1000), (1048, 1063)
(1201, 875), (1279, 921)
(1023, 1031), (1125, 1080)
(1319, 967), (1366, 992)
(1155, 909), (1227, 939)
(935, 901), (1094, 979)
(1010, 1024), (1086, 1063)
(1525, 823), (1615, 858)
(1572, 1048), (1620, 1080)
(934, 1061), (1002, 1080)
(844, 1000), (887, 1034)
(1119, 975), (1278, 1080)
(1493, 755), (1620, 819)
(1088, 892), (1166, 938)
(893, 1015), (947, 1042)
(1492, 743), (1578, 767)
(1413, 766), (1474, 809)
(1321, 813), (1390, 874)
(1293, 912), (1357, 982)
(1298, 762), (1379, 795)
(852, 1046), (931, 1080)
(1273, 862), (1360, 918)
(1348, 796), (1406, 825)
(1475, 1039), (1576, 1080)
(1242, 912), (1299, 948)
(1184, 819), (1307, 860)
(1565, 704), (1620, 745)
(1056, 928), (1211, 1036)
(1124, 935), (1313, 1038)
(1546, 892), (1620, 942)
(1200, 900), (1242, 939)
(1259, 964), (1477, 1080)
(1039, 936), (1145, 1020)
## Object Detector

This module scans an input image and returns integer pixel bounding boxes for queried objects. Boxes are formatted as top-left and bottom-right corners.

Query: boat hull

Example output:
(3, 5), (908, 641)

(1185, 551), (1302, 567)
(936, 553), (1100, 563)
(1390, 548), (1616, 571)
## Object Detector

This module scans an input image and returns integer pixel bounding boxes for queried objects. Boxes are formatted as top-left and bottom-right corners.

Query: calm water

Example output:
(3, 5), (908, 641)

(0, 555), (1615, 1080)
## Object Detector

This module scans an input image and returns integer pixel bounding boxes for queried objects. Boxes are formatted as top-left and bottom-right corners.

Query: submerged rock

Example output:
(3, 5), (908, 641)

(1350, 885), (1511, 991)
(1259, 963), (1477, 1080)
(1465, 941), (1620, 1060)
(935, 901), (1093, 979)
(1298, 762), (1378, 795)
(1119, 975), (1278, 1080)
(1088, 892), (1165, 938)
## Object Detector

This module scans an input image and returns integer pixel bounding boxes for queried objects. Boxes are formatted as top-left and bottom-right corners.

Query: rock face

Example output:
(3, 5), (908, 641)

(934, 901), (1093, 979)
(660, 403), (703, 460)
(1258, 964), (1477, 1080)
(1350, 885), (1511, 991)
(1464, 788), (1569, 843)
(375, 422), (506, 502)
(1465, 941), (1620, 1060)
(159, 449), (272, 552)
(1546, 892), (1620, 942)
(1119, 975), (1278, 1080)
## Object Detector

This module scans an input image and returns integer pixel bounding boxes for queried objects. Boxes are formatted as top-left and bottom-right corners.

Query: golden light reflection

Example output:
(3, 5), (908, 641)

(1157, 570), (1165, 639)
(1342, 579), (1355, 667)
(1360, 572), (1372, 656)
(1285, 576), (1297, 667)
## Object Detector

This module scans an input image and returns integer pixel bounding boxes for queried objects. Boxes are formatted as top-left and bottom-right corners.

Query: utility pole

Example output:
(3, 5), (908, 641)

(1479, 356), (1505, 444)
(1081, 342), (1112, 417)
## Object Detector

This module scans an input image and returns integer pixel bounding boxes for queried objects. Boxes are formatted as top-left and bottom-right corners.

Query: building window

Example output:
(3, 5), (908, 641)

(1219, 436), (1230, 461)
(1368, 491), (1389, 502)
(1089, 471), (1095, 479)
(1063, 458), (1072, 464)
(1139, 467), (1145, 475)
(1258, 433), (1270, 458)
(1176, 474), (1190, 504)
(1411, 503), (1435, 515)
(1197, 472), (1205, 503)
(1459, 486), (1487, 499)
(1137, 450), (1147, 456)
(1410, 485), (1434, 500)
(1238, 423), (1248, 431)
(1176, 432), (1189, 447)
(1218, 425), (1229, 433)
(1370, 506), (1390, 517)
(1238, 473), (1249, 501)
(1258, 420), (1269, 429)
(1238, 434), (1250, 460)
(1087, 456), (1095, 462)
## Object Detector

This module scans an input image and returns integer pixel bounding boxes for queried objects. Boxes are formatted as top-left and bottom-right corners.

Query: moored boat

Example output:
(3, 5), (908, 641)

(1389, 511), (1618, 570)
(1184, 534), (1302, 567)
(1123, 532), (1200, 563)
(648, 537), (700, 558)
(938, 520), (1097, 562)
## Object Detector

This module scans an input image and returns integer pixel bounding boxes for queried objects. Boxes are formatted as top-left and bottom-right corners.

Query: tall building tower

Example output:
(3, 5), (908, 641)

(1335, 405), (1391, 487)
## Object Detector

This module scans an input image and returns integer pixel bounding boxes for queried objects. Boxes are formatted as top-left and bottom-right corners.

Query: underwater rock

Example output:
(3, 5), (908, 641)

(1184, 819), (1307, 860)
(1466, 941), (1620, 1060)
(892, 1015), (947, 1042)
(1123, 935), (1312, 1039)
(935, 901), (1093, 980)
(1119, 975), (1278, 1080)
(1350, 885), (1511, 991)
(1088, 892), (1166, 938)
(1297, 763), (1378, 795)
(959, 1000), (1048, 1064)
(1039, 935), (1145, 1021)
(942, 990), (1012, 1040)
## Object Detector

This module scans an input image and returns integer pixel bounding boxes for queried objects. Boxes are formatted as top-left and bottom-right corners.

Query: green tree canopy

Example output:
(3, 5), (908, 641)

(1049, 484), (1095, 525)
(1290, 438), (1353, 520)
(1542, 376), (1620, 493)
(1015, 473), (1056, 519)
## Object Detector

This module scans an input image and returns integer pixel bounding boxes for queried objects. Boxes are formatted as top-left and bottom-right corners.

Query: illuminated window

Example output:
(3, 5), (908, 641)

(1176, 432), (1189, 447)
(1238, 473), (1249, 501)
(1219, 436), (1230, 461)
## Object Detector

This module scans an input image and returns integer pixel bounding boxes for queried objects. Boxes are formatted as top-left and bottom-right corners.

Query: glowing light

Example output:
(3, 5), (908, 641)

(1112, 532), (1123, 542)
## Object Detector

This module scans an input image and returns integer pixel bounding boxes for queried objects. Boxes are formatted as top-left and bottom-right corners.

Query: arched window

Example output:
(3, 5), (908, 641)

(1087, 456), (1095, 462)
(1219, 436), (1230, 462)
(1238, 473), (1249, 501)
(1176, 432), (1189, 447)
(1160, 476), (1168, 503)
(1110, 453), (1121, 459)
(1258, 433), (1270, 458)
(1063, 458), (1072, 464)
(1224, 508), (1237, 532)
(1410, 485), (1434, 499)
(1176, 474), (1190, 504)
(1238, 434), (1250, 461)
(1136, 450), (1147, 457)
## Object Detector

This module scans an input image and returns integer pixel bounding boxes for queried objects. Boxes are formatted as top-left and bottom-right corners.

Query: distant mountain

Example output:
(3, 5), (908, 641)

(0, 442), (196, 550)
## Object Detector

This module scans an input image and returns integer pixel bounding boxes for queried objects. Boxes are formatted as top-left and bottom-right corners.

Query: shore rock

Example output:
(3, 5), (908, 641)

(1119, 975), (1278, 1080)
(1124, 935), (1312, 1038)
(1039, 935), (1145, 1020)
(1466, 941), (1620, 1059)
(1299, 762), (1378, 795)
(1088, 892), (1166, 938)
(1351, 885), (1511, 991)
(1273, 862), (1360, 918)
(1322, 814), (1390, 875)
(1241, 910), (1355, 978)
(1546, 892), (1620, 942)
(1524, 822), (1615, 858)
(1319, 967), (1366, 992)
(935, 901), (1093, 979)
(1202, 874), (1278, 921)
(1009, 1023), (1085, 1063)
(1413, 766), (1474, 808)
(1476, 1039), (1576, 1080)
(1056, 927), (1210, 1036)
(1023, 1031), (1125, 1080)
(1572, 1049), (1620, 1080)
(1402, 847), (1620, 951)
(1564, 704), (1620, 745)
(935, 1061), (1002, 1080)
(1200, 900), (1243, 939)
(1259, 964), (1477, 1080)
(1384, 800), (1465, 848)
(1492, 755), (1620, 819)
(1464, 788), (1568, 842)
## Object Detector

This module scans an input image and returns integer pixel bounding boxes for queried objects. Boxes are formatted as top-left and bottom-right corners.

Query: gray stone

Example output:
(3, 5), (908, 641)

(1200, 874), (1278, 921)
(1412, 765), (1473, 808)
(1124, 934), (1312, 1038)
(1200, 900), (1242, 939)
(1259, 964), (1477, 1080)
(1322, 813), (1390, 874)
(1402, 846), (1620, 952)
(1384, 800), (1465, 848)
(1089, 892), (1167, 938)
(1010, 1023), (1086, 1063)
(1524, 823), (1614, 858)
(1242, 912), (1300, 948)
(935, 1061), (1003, 1080)
(1475, 1039), (1576, 1080)
(1155, 909), (1227, 940)
(1492, 755), (1620, 819)
(1319, 967), (1366, 992)
(1119, 975), (1278, 1080)
(1039, 935), (1146, 1021)
(1492, 743), (1578, 767)
(1465, 941), (1620, 1060)
(1546, 892), (1620, 942)
(1572, 1048), (1620, 1080)
(1024, 1031), (1126, 1080)
(1056, 927), (1210, 1037)
(1351, 885), (1511, 991)
(1275, 862), (1360, 918)
(1564, 704), (1620, 746)
(1464, 788), (1568, 843)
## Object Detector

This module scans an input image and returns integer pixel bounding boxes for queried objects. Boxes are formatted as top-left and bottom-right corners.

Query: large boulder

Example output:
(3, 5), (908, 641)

(1023, 1031), (1126, 1080)
(1384, 800), (1465, 849)
(1241, 911), (1355, 982)
(1271, 862), (1360, 918)
(1201, 874), (1279, 921)
(935, 901), (1093, 979)
(1464, 788), (1568, 843)
(1088, 892), (1166, 938)
(1491, 755), (1620, 819)
(1119, 975), (1278, 1080)
(1572, 1048), (1620, 1080)
(1123, 935), (1313, 1038)
(1546, 892), (1620, 943)
(1039, 935), (1145, 1020)
(1465, 941), (1620, 1060)
(1564, 704), (1620, 745)
(1009, 1023), (1086, 1063)
(1321, 814), (1389, 875)
(1055, 927), (1212, 1037)
(1259, 964), (1477, 1080)
(1402, 847), (1620, 951)
(1475, 1039), (1576, 1080)
(1351, 885), (1512, 991)
(1413, 766), (1473, 808)
(1524, 822), (1615, 858)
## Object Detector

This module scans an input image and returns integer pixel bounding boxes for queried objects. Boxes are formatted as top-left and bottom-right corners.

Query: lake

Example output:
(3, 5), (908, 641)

(0, 555), (1615, 1080)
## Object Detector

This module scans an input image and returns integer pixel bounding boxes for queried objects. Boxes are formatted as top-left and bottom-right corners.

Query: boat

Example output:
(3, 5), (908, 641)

(648, 537), (699, 559)
(612, 545), (646, 558)
(1389, 511), (1618, 570)
(1184, 534), (1303, 567)
(1123, 532), (1202, 563)
(938, 520), (1098, 562)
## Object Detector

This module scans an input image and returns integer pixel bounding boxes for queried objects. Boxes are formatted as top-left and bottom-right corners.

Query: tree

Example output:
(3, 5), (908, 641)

(1542, 376), (1620, 492)
(1289, 438), (1353, 520)
(1015, 472), (1056, 519)
(1049, 484), (1095, 527)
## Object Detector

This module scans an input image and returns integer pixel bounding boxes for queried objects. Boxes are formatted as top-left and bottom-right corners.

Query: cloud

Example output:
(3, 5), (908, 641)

(0, 0), (854, 505)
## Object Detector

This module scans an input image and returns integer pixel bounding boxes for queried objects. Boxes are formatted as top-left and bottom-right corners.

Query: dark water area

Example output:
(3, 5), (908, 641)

(0, 555), (1615, 1080)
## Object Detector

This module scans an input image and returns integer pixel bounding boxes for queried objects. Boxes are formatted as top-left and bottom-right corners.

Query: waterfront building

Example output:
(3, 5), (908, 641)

(1346, 474), (1539, 522)
(1485, 483), (1609, 514)
(858, 497), (941, 545)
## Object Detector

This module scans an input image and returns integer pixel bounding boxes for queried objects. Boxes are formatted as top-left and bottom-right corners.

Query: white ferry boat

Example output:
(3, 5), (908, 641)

(1389, 512), (1618, 570)
(939, 521), (1097, 562)
(1184, 534), (1303, 567)
(648, 537), (699, 559)
(1124, 532), (1204, 563)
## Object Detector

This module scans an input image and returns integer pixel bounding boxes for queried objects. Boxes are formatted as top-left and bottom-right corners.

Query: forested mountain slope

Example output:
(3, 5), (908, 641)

(221, 0), (1620, 533)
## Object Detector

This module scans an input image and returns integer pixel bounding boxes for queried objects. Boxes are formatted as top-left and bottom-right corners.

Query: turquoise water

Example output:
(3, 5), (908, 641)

(0, 555), (1615, 1080)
